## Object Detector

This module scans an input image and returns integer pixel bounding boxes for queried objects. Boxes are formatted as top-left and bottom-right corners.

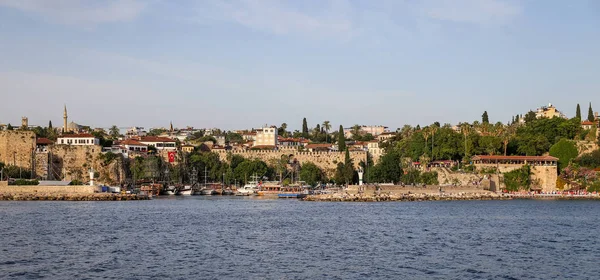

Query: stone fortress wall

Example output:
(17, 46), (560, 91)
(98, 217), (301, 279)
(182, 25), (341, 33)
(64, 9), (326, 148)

(214, 149), (367, 177)
(473, 163), (557, 192)
(0, 131), (36, 170)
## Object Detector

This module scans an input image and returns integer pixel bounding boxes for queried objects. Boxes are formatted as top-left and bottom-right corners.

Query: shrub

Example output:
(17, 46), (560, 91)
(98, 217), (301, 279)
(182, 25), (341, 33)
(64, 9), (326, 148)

(503, 165), (531, 192)
(9, 179), (39, 185)
(549, 139), (578, 172)
(69, 180), (84, 185)
(420, 171), (439, 185)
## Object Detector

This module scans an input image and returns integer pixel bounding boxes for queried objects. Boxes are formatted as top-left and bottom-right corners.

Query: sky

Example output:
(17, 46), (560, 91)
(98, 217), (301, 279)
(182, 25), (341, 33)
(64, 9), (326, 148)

(0, 0), (599, 131)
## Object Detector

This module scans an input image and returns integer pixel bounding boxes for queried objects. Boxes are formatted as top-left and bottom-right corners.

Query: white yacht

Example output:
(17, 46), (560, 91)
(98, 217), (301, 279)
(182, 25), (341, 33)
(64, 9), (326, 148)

(177, 185), (192, 196)
(235, 182), (258, 196)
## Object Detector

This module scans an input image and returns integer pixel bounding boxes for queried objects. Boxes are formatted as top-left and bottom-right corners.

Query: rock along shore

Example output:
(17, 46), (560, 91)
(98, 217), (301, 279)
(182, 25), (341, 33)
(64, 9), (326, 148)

(0, 193), (150, 201)
(302, 192), (510, 202)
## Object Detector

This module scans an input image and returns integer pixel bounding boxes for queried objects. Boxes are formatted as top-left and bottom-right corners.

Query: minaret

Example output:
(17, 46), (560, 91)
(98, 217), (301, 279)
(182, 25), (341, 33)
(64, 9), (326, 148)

(63, 104), (68, 133)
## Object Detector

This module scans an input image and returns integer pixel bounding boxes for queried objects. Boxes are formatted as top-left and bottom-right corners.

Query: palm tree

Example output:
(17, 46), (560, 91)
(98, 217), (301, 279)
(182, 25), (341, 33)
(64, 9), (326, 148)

(109, 125), (120, 139)
(430, 125), (438, 160)
(422, 127), (431, 156)
(500, 124), (516, 156)
(351, 124), (361, 140)
(322, 121), (331, 143)
(459, 122), (471, 160)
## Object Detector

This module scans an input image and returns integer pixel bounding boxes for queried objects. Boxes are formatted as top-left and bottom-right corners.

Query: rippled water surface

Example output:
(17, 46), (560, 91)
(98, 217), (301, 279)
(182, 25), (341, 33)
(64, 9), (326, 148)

(1, 197), (600, 279)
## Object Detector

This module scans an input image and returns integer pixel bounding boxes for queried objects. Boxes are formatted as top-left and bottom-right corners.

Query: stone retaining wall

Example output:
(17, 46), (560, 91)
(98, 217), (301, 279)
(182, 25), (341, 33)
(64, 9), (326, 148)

(0, 185), (97, 194)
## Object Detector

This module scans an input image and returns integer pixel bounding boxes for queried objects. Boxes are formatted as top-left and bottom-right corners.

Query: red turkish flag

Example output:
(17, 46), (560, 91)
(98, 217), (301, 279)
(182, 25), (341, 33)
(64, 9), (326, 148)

(168, 151), (176, 163)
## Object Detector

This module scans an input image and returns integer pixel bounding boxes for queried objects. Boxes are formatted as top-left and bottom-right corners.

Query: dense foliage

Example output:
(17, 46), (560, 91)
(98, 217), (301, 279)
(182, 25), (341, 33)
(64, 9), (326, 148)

(549, 139), (578, 172)
(503, 165), (531, 192)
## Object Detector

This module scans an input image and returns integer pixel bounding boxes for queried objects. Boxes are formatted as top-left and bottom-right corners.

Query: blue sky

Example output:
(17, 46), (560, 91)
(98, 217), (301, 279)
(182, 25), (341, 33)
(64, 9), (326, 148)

(0, 0), (599, 131)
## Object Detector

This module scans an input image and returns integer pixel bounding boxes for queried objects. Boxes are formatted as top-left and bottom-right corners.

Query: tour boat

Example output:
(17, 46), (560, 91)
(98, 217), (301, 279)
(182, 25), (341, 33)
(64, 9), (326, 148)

(177, 185), (193, 196)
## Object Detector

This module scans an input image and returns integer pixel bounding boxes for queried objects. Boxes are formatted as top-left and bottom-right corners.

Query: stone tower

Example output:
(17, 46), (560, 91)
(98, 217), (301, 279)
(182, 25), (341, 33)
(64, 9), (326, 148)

(21, 117), (28, 128)
(63, 104), (68, 133)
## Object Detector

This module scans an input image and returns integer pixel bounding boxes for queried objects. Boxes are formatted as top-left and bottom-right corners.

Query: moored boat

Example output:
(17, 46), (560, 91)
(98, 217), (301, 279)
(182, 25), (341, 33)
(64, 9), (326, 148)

(235, 182), (258, 196)
(200, 188), (214, 195)
(177, 185), (193, 196)
(162, 185), (177, 195)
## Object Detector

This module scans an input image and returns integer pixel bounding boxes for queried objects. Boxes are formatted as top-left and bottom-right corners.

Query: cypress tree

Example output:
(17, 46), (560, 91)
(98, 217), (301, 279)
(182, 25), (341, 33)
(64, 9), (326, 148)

(6, 123), (13, 130)
(482, 111), (489, 124)
(337, 125), (346, 151)
(343, 148), (354, 185)
(588, 103), (594, 122)
(576, 104), (581, 120)
(48, 120), (53, 129)
(302, 118), (308, 138)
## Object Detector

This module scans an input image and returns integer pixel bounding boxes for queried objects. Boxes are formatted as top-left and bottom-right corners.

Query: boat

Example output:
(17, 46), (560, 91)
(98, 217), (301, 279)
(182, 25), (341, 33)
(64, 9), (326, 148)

(256, 183), (282, 196)
(278, 193), (307, 199)
(163, 185), (177, 195)
(177, 185), (192, 196)
(222, 188), (234, 195)
(200, 187), (214, 195)
(235, 182), (258, 196)
(276, 185), (308, 199)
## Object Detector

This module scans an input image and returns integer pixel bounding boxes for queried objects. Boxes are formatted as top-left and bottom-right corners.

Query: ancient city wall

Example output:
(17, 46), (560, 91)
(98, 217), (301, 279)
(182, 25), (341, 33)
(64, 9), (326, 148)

(48, 145), (103, 182)
(215, 150), (367, 177)
(0, 131), (36, 169)
(474, 163), (557, 192)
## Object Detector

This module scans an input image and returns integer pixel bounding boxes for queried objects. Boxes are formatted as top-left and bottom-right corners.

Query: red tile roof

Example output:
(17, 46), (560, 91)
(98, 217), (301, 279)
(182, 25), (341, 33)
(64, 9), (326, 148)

(36, 138), (54, 145)
(582, 121), (595, 125)
(59, 133), (95, 138)
(139, 136), (176, 143)
(119, 139), (146, 146)
(471, 155), (558, 161)
(305, 143), (332, 149)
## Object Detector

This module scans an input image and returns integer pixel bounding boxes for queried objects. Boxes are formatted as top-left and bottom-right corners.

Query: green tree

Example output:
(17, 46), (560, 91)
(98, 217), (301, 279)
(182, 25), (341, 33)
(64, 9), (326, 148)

(278, 123), (288, 137)
(337, 125), (346, 151)
(6, 124), (13, 130)
(322, 121), (331, 143)
(549, 139), (578, 172)
(482, 111), (489, 124)
(302, 118), (309, 138)
(299, 161), (323, 186)
(588, 102), (594, 122)
(48, 120), (53, 129)
(350, 124), (362, 140)
(370, 149), (402, 184)
(524, 111), (537, 123)
(109, 125), (120, 139)
(576, 104), (581, 120)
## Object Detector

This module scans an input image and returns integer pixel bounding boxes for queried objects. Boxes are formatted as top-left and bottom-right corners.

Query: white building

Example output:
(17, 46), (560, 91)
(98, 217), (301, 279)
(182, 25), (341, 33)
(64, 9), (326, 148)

(253, 126), (278, 147)
(57, 133), (100, 146)
(125, 127), (147, 138)
(367, 140), (383, 162)
(138, 136), (177, 151)
(344, 125), (390, 138)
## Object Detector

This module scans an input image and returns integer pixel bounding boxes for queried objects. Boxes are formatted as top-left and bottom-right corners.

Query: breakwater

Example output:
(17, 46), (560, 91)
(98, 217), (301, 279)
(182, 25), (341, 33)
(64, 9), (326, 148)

(303, 192), (510, 202)
(0, 193), (149, 201)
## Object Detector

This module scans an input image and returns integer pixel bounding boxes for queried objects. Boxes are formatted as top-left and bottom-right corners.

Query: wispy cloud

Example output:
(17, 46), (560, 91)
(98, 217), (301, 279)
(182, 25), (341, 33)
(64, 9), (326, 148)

(191, 0), (356, 39)
(418, 0), (522, 25)
(0, 0), (146, 25)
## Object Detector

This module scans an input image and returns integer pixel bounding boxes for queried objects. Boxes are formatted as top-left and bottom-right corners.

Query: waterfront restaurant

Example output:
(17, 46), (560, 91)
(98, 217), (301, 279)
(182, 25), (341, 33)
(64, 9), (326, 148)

(471, 155), (558, 167)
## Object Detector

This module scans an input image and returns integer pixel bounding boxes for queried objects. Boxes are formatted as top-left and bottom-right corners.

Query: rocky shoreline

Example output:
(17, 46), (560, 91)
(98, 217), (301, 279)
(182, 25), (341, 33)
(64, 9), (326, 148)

(302, 192), (510, 202)
(0, 193), (150, 201)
